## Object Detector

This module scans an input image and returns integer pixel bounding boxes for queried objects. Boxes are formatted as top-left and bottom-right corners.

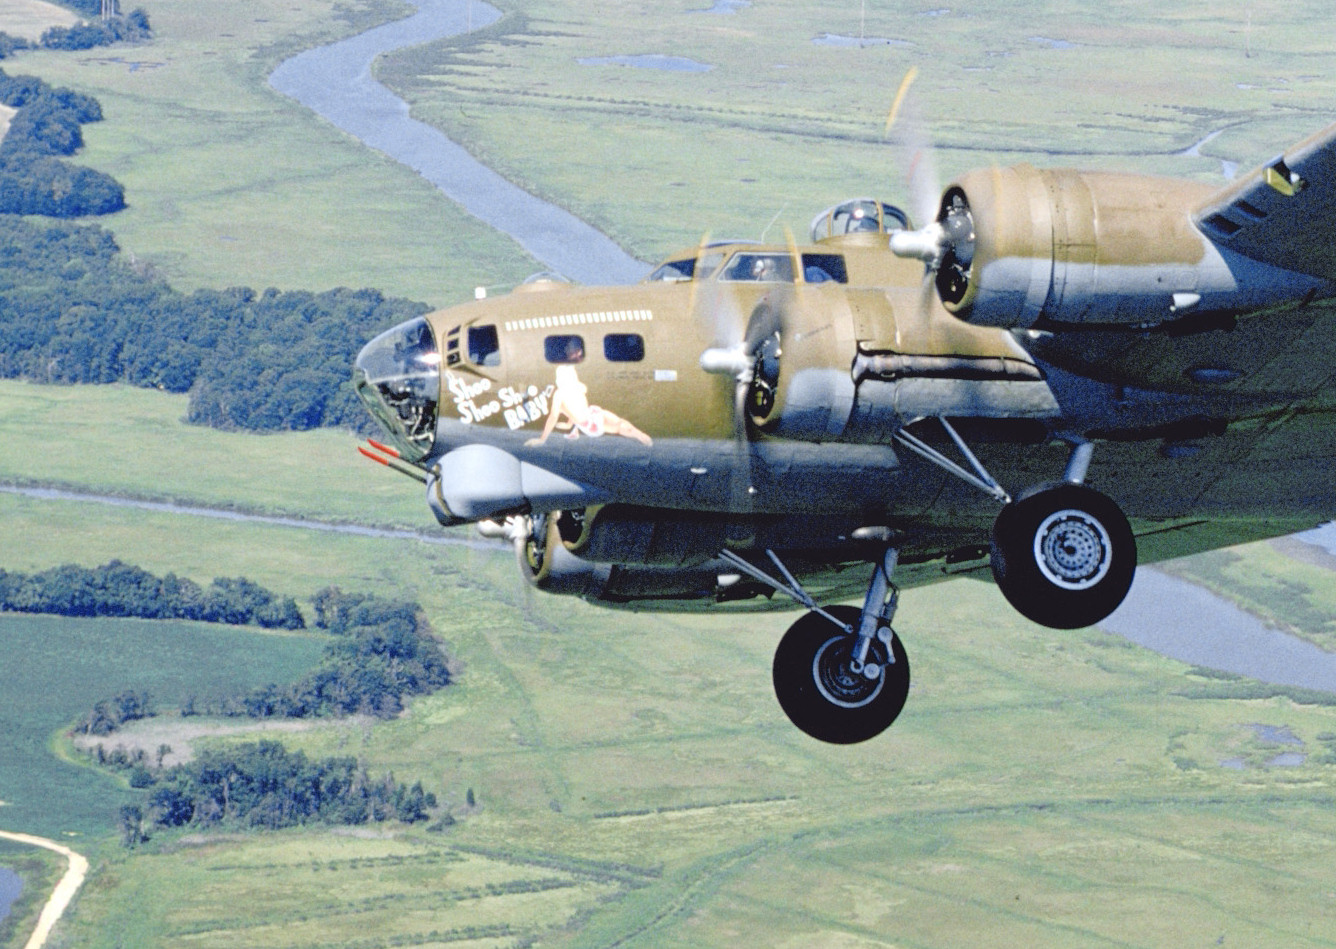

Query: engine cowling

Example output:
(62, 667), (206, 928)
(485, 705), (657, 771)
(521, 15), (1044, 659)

(886, 164), (1336, 330)
(933, 166), (1221, 328)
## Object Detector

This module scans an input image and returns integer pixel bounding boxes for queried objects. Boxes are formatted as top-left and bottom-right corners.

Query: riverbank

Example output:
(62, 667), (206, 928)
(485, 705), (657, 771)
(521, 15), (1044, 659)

(268, 0), (648, 285)
(0, 832), (86, 949)
(1102, 566), (1336, 692)
(0, 864), (20, 924)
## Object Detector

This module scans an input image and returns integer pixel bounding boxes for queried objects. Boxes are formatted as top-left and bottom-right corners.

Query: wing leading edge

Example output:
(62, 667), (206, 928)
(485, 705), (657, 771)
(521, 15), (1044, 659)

(1195, 120), (1336, 279)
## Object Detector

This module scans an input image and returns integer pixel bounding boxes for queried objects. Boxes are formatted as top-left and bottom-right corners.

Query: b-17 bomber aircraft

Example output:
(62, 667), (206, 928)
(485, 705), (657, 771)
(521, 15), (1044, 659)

(354, 118), (1336, 744)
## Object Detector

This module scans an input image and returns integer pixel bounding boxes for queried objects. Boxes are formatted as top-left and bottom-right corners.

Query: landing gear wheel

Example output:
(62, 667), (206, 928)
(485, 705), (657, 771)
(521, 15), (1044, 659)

(990, 484), (1136, 630)
(772, 605), (910, 744)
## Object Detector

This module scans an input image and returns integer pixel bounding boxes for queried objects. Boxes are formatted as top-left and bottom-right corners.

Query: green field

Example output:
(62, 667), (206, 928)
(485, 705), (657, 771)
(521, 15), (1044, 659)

(0, 612), (329, 839)
(377, 0), (1336, 260)
(1160, 539), (1336, 653)
(3, 0), (1336, 946)
(0, 380), (427, 529)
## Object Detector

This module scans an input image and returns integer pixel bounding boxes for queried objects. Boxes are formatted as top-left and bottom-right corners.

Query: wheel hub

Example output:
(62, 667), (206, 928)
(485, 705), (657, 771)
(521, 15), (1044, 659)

(1033, 508), (1112, 590)
(813, 635), (886, 709)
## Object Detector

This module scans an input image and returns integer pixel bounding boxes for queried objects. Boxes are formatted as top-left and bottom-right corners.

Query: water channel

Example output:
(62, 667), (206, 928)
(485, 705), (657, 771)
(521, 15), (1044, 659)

(268, 0), (647, 286)
(266, 1), (1336, 694)
(0, 866), (20, 925)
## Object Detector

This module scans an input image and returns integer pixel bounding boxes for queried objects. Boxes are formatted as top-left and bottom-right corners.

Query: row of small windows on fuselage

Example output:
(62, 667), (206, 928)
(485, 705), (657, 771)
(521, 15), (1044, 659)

(444, 325), (645, 368)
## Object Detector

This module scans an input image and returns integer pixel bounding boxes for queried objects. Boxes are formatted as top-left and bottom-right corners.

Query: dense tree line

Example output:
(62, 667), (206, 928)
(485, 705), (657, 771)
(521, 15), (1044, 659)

(0, 69), (125, 215)
(40, 9), (150, 52)
(74, 688), (154, 736)
(0, 560), (305, 628)
(71, 584), (450, 731)
(0, 7), (151, 59)
(213, 589), (451, 720)
(0, 216), (427, 430)
(112, 740), (435, 843)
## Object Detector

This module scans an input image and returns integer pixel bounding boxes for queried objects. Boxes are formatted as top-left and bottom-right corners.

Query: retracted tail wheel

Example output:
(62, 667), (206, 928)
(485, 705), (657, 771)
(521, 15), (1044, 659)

(772, 605), (910, 744)
(990, 484), (1136, 630)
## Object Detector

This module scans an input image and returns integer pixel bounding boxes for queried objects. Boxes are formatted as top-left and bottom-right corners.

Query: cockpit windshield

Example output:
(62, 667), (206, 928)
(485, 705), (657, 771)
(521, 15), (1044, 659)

(352, 316), (440, 461)
(646, 251), (726, 282)
(720, 252), (794, 283)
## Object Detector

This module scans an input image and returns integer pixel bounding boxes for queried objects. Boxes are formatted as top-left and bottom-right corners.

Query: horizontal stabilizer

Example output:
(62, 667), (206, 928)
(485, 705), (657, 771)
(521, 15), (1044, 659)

(1194, 120), (1336, 279)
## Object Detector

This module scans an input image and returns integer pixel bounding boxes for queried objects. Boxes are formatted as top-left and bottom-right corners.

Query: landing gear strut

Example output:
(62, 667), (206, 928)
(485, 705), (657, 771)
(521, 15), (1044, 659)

(897, 421), (1137, 629)
(720, 428), (1137, 743)
(722, 548), (911, 744)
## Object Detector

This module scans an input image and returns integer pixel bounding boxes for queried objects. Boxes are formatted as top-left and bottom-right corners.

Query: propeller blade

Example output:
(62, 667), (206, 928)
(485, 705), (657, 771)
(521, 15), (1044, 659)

(916, 268), (938, 323)
(686, 230), (711, 328)
(884, 66), (941, 231)
(728, 374), (757, 546)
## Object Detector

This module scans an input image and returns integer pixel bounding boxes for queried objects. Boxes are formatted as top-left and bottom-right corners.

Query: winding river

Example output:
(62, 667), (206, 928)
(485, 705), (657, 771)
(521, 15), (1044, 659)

(1102, 565), (1336, 692)
(267, 1), (1336, 693)
(0, 865), (19, 924)
(268, 0), (646, 286)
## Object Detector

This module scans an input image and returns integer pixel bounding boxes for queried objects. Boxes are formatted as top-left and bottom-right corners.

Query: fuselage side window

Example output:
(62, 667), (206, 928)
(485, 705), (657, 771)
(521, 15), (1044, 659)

(603, 333), (645, 362)
(545, 334), (586, 364)
(801, 253), (849, 284)
(720, 253), (794, 283)
(467, 325), (501, 366)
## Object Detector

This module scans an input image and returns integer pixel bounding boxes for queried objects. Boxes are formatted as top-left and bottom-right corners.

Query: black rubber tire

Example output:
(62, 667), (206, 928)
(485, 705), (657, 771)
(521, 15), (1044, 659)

(772, 605), (910, 744)
(990, 484), (1137, 630)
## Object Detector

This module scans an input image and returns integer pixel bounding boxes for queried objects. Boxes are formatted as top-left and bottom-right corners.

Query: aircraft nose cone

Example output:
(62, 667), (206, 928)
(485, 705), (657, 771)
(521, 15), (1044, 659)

(352, 317), (441, 461)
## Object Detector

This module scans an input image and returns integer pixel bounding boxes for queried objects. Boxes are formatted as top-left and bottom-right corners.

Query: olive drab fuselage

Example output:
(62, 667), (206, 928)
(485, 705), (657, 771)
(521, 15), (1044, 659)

(355, 121), (1336, 742)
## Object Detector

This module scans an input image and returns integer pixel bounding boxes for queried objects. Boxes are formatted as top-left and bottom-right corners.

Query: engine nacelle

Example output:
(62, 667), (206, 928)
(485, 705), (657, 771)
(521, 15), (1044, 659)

(512, 513), (751, 603)
(555, 505), (729, 568)
(510, 505), (878, 604)
(928, 166), (1256, 329)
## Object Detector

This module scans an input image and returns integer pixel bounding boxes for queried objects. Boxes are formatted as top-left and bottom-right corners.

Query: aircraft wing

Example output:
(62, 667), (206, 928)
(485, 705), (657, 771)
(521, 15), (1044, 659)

(1195, 121), (1336, 279)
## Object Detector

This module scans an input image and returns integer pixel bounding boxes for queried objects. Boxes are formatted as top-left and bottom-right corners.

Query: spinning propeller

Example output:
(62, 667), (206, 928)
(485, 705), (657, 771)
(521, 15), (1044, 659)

(883, 67), (978, 312)
(695, 235), (797, 529)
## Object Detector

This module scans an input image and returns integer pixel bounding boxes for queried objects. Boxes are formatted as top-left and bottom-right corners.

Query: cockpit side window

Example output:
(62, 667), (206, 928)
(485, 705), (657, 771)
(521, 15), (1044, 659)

(881, 203), (910, 231)
(720, 253), (794, 283)
(648, 259), (695, 282)
(801, 254), (848, 284)
(467, 325), (501, 366)
(545, 334), (585, 364)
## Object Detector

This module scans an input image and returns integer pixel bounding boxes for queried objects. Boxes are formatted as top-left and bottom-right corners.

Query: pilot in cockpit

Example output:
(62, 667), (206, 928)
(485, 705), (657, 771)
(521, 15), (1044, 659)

(848, 204), (879, 232)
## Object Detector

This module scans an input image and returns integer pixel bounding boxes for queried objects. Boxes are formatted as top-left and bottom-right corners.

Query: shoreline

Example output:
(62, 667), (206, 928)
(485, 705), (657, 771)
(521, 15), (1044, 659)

(0, 831), (87, 949)
(267, 0), (648, 286)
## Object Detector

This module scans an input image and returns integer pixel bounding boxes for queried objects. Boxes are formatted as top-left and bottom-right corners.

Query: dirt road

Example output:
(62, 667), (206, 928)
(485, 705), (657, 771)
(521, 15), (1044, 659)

(0, 831), (88, 949)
